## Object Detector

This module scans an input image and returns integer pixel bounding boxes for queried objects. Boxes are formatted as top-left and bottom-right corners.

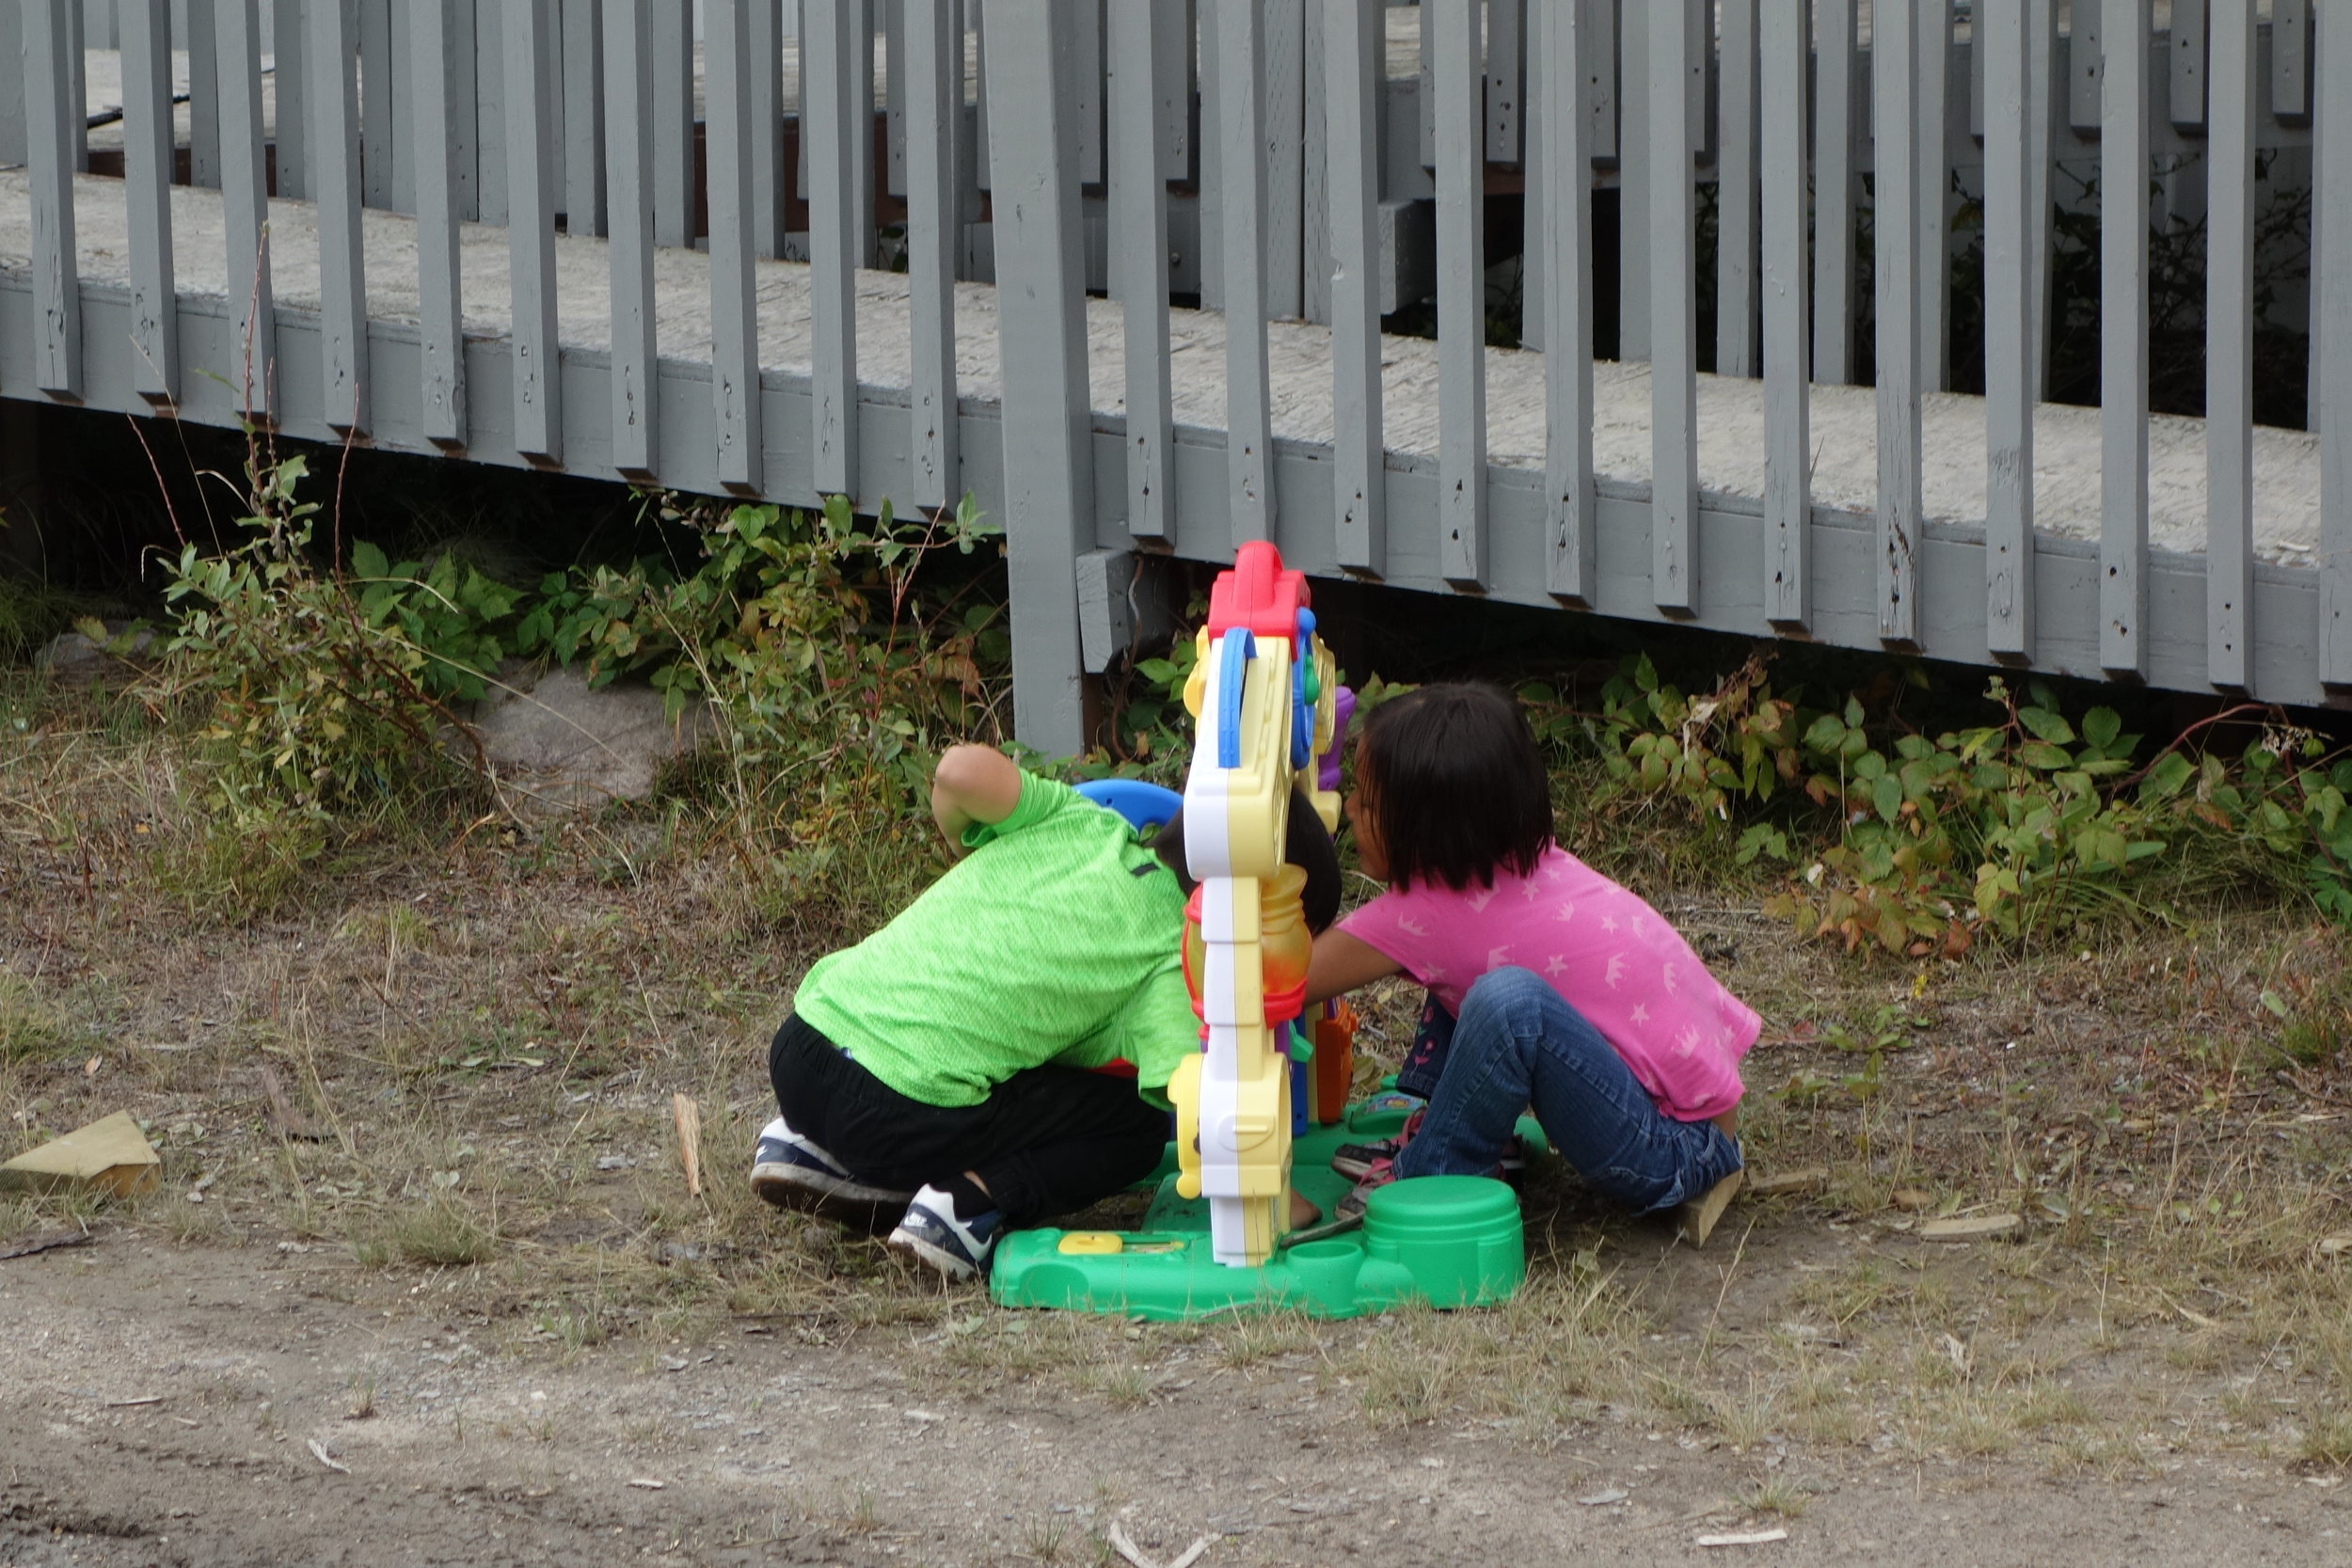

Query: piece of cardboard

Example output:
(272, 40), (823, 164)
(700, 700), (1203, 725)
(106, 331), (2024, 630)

(0, 1112), (162, 1198)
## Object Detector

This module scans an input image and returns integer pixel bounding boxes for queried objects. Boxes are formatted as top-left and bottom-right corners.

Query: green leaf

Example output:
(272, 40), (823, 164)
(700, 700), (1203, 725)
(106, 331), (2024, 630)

(351, 540), (389, 581)
(2019, 706), (2075, 745)
(2081, 707), (2122, 750)
(2019, 740), (2072, 771)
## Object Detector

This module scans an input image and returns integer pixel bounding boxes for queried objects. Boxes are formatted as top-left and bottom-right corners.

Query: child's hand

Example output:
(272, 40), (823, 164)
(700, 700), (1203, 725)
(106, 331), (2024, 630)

(1288, 1187), (1322, 1230)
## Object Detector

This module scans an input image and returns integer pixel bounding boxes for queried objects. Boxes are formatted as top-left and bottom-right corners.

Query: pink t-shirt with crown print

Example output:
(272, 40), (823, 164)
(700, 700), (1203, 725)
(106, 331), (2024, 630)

(1336, 843), (1759, 1121)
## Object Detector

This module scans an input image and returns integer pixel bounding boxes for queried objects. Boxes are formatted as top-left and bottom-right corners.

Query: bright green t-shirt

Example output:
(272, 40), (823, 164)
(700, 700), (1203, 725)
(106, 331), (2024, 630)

(792, 772), (1200, 1108)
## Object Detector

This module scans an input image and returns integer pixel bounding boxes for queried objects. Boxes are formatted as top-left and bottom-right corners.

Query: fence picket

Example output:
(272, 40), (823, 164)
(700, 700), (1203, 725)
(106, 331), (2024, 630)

(2320, 0), (2352, 688)
(2170, 0), (2208, 131)
(1217, 0), (1276, 544)
(1486, 0), (1524, 166)
(1759, 0), (1808, 629)
(1918, 1), (1951, 392)
(1265, 0), (1305, 322)
(1154, 0), (1194, 184)
(189, 0), (220, 189)
(1813, 0), (1857, 384)
(216, 0), (272, 419)
(0, 7), (22, 175)
(120, 0), (178, 406)
(808, 0), (863, 499)
(1874, 0), (1921, 645)
(24, 0), (79, 400)
(312, 0), (368, 435)
(1434, 0), (1486, 588)
(601, 0), (658, 479)
(707, 0), (760, 491)
(2207, 0), (2255, 690)
(1585, 0), (1615, 164)
(2274, 0), (2312, 123)
(1538, 0), (1594, 607)
(272, 0), (306, 198)
(2100, 0), (2150, 677)
(1109, 1), (1172, 543)
(2027, 0), (2058, 404)
(651, 4), (693, 246)
(982, 0), (1093, 758)
(413, 0), (467, 448)
(853, 0), (879, 267)
(1984, 0), (2036, 661)
(1617, 8), (1647, 361)
(505, 2), (561, 461)
(909, 0), (963, 514)
(1648, 0), (1694, 613)
(563, 0), (608, 238)
(2070, 0), (2103, 133)
(1716, 0), (1758, 379)
(1327, 0), (1384, 578)
(749, 0), (784, 256)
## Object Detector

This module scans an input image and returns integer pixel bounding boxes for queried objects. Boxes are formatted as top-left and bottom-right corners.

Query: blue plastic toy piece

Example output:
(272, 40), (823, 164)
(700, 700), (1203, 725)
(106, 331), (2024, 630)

(1074, 779), (1184, 832)
(1215, 626), (1255, 770)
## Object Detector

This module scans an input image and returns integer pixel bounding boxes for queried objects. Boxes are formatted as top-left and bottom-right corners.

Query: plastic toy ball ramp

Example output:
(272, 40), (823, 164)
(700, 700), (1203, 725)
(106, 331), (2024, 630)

(991, 1100), (1538, 1322)
(995, 541), (1533, 1321)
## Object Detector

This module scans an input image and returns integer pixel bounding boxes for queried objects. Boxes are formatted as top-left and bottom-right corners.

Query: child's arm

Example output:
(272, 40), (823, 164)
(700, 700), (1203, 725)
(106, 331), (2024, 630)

(1305, 929), (1403, 1006)
(930, 745), (1025, 852)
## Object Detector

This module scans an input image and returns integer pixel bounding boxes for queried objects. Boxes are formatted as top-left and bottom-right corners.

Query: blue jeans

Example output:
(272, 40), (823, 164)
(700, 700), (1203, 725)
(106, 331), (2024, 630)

(1392, 967), (1743, 1215)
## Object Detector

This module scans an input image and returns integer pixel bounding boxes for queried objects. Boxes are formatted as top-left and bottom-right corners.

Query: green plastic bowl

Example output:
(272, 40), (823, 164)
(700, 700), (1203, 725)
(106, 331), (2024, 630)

(1362, 1175), (1525, 1307)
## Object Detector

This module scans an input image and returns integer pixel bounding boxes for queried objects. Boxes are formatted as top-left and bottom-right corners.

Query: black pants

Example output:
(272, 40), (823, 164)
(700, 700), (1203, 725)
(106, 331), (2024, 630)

(767, 1014), (1171, 1227)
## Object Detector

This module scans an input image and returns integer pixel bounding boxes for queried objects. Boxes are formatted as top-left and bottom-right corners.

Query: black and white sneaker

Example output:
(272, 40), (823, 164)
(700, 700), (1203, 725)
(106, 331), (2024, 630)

(886, 1185), (1003, 1281)
(749, 1117), (915, 1229)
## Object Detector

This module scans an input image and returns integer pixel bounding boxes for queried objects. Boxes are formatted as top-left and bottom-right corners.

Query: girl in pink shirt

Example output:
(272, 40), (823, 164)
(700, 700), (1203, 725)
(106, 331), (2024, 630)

(1304, 684), (1755, 1222)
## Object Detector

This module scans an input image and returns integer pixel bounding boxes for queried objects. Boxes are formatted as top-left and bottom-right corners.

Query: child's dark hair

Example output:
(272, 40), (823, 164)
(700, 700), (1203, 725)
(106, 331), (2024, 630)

(1152, 790), (1343, 933)
(1355, 683), (1553, 891)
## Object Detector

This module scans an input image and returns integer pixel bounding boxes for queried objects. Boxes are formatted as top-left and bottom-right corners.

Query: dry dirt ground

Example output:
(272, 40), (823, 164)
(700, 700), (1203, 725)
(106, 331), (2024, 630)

(7, 706), (2352, 1565)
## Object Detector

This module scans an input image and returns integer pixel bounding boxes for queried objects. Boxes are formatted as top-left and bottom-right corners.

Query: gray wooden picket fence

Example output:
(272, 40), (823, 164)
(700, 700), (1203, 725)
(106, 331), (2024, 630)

(2, 1), (2348, 756)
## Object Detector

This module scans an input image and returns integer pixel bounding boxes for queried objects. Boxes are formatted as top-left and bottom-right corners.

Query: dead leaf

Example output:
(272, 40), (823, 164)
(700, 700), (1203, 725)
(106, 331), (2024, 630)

(1919, 1214), (2020, 1242)
(1746, 1167), (1829, 1197)
(672, 1094), (703, 1197)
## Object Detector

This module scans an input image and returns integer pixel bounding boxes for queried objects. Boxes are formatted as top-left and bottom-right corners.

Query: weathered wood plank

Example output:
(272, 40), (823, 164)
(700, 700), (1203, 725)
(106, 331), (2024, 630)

(1647, 0), (1694, 612)
(1873, 0), (1921, 645)
(1301, 1), (1330, 325)
(1218, 0), (1276, 543)
(807, 0), (863, 499)
(0, 7), (24, 174)
(2170, 0), (2208, 131)
(852, 0), (879, 267)
(651, 2), (694, 246)
(602, 0), (658, 478)
(1537, 0), (1594, 607)
(215, 0), (271, 418)
(122, 0), (179, 405)
(982, 0), (1094, 756)
(563, 0), (608, 237)
(1759, 0), (1808, 629)
(1154, 0), (1194, 184)
(2321, 0), (2352, 688)
(413, 0), (467, 448)
(1716, 0), (1758, 379)
(2101, 0), (2150, 676)
(707, 0), (760, 491)
(2027, 0), (2058, 403)
(1585, 0), (1615, 164)
(1814, 0), (1857, 384)
(1108, 0), (1171, 543)
(24, 0), (81, 399)
(65, 0), (87, 174)
(472, 1), (508, 224)
(1434, 0), (1487, 588)
(312, 0), (368, 434)
(884, 0), (908, 199)
(2207, 0), (2255, 689)
(1196, 0), (1222, 308)
(1326, 0), (1384, 577)
(1984, 0), (2036, 660)
(907, 0), (962, 513)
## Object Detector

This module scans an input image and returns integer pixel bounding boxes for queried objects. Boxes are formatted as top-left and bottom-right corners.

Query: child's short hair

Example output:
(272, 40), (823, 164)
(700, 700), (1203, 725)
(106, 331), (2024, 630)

(1153, 789), (1343, 933)
(1355, 683), (1552, 891)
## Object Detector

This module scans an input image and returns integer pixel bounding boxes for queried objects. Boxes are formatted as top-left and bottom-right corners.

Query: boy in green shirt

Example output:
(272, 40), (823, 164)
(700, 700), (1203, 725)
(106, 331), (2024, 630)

(753, 744), (1341, 1279)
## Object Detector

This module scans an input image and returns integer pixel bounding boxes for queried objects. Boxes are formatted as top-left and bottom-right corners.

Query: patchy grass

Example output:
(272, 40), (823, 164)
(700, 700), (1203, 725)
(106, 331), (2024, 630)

(3, 682), (2352, 1483)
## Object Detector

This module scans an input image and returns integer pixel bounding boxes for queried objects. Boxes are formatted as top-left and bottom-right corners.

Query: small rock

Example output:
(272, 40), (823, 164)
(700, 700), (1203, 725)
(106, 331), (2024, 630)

(460, 664), (710, 811)
(37, 625), (158, 689)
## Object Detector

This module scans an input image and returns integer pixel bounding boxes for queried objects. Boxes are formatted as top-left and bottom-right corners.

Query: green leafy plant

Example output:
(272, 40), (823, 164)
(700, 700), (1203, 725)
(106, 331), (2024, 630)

(1531, 653), (2352, 955)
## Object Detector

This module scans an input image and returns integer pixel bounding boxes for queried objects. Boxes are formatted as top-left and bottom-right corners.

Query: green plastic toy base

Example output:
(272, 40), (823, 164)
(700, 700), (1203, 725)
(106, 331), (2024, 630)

(990, 1101), (1539, 1321)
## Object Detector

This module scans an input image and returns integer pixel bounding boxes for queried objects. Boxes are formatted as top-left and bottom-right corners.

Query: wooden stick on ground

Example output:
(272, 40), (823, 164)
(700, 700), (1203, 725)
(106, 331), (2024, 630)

(1677, 1167), (1744, 1248)
(671, 1093), (703, 1196)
